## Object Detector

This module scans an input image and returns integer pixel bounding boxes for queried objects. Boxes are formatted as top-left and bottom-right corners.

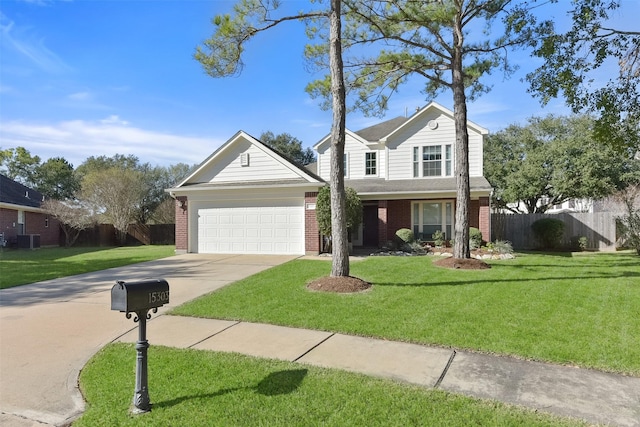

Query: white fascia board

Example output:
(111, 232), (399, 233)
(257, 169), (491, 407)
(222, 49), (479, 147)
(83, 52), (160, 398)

(356, 188), (492, 201)
(167, 182), (323, 196)
(173, 130), (247, 188)
(0, 202), (46, 214)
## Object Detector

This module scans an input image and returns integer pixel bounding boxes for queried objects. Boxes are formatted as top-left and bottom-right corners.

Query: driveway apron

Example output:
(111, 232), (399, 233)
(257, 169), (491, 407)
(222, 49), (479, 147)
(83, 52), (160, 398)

(0, 254), (295, 427)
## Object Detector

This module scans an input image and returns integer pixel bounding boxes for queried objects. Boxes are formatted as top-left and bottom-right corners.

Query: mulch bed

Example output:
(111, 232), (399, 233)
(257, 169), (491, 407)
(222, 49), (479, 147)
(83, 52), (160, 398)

(306, 276), (372, 293)
(432, 257), (491, 269)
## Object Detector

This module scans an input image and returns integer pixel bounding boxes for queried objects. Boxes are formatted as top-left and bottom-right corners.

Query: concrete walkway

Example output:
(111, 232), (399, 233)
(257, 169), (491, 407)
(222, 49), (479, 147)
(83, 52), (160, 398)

(2, 254), (639, 426)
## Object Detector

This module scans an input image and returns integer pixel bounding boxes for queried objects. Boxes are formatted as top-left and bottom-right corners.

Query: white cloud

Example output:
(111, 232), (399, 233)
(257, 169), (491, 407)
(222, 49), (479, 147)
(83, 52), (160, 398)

(67, 91), (91, 101)
(100, 115), (129, 126)
(0, 117), (223, 167)
(0, 12), (72, 73)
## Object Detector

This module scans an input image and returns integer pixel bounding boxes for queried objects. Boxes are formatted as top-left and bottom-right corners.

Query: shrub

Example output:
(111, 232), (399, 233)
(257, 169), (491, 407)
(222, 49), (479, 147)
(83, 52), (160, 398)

(432, 230), (446, 247)
(570, 236), (588, 251)
(490, 240), (513, 254)
(531, 218), (565, 249)
(469, 227), (482, 250)
(408, 241), (426, 255)
(395, 228), (414, 243)
(316, 185), (362, 237)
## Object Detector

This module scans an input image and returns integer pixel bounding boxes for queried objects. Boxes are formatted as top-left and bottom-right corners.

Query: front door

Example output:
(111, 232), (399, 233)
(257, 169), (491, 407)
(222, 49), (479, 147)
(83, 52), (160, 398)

(362, 204), (379, 247)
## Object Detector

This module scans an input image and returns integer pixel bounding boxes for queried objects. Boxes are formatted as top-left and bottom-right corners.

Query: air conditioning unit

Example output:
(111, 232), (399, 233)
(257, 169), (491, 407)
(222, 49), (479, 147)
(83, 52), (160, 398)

(17, 234), (40, 249)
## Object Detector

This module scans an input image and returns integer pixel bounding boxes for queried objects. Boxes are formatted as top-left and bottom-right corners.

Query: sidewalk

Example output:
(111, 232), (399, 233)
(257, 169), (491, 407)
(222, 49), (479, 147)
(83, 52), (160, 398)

(117, 315), (640, 427)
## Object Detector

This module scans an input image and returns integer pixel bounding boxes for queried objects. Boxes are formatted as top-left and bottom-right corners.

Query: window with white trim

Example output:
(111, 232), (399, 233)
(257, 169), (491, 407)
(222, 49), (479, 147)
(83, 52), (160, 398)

(412, 201), (453, 241)
(365, 152), (377, 175)
(343, 153), (348, 177)
(412, 144), (453, 177)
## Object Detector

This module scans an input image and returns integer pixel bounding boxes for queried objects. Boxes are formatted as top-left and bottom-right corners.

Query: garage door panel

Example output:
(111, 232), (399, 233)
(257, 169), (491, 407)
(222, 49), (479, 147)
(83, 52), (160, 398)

(197, 201), (304, 255)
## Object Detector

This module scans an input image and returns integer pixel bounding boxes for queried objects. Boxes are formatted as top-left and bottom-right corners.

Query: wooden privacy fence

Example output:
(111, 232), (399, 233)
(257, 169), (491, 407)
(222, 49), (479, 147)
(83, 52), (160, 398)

(491, 212), (618, 251)
(68, 224), (175, 247)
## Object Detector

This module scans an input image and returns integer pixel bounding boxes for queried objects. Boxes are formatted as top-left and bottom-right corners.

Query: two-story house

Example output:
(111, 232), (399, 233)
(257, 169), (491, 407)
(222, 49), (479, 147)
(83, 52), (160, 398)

(168, 102), (492, 255)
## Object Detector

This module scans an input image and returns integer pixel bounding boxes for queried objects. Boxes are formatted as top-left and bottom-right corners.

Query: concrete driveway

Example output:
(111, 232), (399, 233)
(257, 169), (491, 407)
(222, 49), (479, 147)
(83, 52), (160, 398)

(0, 254), (296, 427)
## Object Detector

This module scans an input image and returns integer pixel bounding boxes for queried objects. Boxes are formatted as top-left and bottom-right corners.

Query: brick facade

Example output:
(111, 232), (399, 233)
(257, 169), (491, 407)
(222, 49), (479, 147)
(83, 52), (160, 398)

(386, 200), (411, 243)
(1, 208), (60, 247)
(377, 200), (388, 247)
(470, 197), (491, 242)
(174, 197), (188, 253)
(304, 192), (320, 255)
(478, 196), (491, 242)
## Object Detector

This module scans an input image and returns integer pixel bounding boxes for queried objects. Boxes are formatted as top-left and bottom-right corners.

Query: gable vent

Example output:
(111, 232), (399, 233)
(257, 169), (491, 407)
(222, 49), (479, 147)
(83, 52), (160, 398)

(240, 153), (250, 166)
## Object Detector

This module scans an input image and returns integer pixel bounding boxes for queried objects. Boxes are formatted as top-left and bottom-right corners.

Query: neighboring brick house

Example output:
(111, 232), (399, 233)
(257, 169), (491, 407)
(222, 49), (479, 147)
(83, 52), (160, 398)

(168, 102), (492, 255)
(0, 174), (60, 247)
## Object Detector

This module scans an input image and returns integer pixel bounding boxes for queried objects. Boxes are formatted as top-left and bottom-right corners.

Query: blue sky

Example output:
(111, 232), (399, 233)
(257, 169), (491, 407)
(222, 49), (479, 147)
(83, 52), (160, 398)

(1, 0), (637, 168)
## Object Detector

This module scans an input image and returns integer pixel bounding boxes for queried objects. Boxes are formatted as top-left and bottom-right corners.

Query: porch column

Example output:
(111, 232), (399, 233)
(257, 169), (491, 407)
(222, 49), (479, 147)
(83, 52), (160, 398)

(175, 197), (188, 254)
(305, 192), (320, 255)
(378, 200), (388, 247)
(478, 196), (491, 242)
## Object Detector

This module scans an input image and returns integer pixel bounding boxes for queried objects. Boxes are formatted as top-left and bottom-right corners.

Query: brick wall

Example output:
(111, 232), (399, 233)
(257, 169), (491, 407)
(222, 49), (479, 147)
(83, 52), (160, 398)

(175, 197), (188, 253)
(387, 200), (411, 242)
(470, 197), (491, 242)
(478, 197), (491, 242)
(25, 211), (60, 246)
(304, 192), (320, 255)
(377, 200), (388, 246)
(0, 208), (18, 241)
(1, 208), (59, 247)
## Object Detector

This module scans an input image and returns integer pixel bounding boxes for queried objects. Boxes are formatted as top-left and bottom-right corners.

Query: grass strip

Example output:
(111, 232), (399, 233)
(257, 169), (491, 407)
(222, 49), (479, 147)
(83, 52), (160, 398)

(0, 245), (175, 289)
(76, 343), (584, 427)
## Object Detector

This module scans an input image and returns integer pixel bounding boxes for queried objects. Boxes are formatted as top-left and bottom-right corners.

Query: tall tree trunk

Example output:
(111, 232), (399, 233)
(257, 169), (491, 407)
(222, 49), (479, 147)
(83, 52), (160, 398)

(329, 0), (349, 276)
(452, 12), (470, 259)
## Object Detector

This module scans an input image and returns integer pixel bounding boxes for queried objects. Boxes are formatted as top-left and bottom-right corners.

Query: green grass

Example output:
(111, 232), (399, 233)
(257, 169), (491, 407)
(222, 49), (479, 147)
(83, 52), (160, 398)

(75, 343), (584, 427)
(172, 252), (640, 375)
(0, 245), (175, 289)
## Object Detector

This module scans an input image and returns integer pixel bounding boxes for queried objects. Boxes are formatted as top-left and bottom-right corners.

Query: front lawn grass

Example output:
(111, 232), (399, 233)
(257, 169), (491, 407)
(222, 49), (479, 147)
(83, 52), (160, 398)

(172, 252), (640, 375)
(0, 245), (175, 289)
(75, 343), (584, 427)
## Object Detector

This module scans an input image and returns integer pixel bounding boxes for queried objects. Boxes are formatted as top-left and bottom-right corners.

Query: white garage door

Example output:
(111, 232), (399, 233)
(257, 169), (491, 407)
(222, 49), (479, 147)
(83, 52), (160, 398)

(197, 201), (304, 255)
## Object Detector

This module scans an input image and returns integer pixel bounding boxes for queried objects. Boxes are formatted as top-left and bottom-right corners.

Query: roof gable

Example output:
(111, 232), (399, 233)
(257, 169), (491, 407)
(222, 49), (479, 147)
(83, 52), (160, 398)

(312, 102), (488, 152)
(383, 102), (488, 141)
(313, 129), (372, 152)
(174, 131), (323, 188)
(0, 174), (43, 208)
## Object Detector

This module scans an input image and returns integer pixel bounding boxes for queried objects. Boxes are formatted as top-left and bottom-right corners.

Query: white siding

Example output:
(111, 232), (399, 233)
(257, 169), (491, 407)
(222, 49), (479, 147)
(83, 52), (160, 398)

(386, 111), (484, 180)
(314, 106), (485, 182)
(387, 111), (454, 180)
(468, 132), (483, 176)
(317, 135), (385, 180)
(195, 139), (300, 183)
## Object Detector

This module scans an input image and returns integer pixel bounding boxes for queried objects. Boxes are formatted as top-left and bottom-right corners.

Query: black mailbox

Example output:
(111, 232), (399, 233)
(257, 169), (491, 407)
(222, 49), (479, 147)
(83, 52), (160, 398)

(111, 279), (170, 313)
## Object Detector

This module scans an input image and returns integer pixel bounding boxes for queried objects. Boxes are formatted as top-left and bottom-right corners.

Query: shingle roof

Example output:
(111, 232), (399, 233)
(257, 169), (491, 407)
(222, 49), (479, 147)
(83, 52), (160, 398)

(0, 174), (44, 208)
(354, 116), (410, 142)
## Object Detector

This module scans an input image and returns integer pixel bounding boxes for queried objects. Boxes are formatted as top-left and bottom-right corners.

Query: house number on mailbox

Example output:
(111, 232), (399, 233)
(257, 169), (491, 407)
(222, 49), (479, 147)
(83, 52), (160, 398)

(149, 291), (169, 304)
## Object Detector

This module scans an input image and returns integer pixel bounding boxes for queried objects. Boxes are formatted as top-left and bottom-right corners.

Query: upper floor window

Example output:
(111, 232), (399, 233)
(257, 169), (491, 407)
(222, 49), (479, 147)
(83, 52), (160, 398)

(343, 153), (349, 177)
(413, 145), (452, 178)
(365, 152), (377, 175)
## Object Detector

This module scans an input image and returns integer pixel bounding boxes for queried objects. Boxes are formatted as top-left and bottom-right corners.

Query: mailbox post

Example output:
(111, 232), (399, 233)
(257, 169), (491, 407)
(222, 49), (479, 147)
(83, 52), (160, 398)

(111, 279), (169, 414)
